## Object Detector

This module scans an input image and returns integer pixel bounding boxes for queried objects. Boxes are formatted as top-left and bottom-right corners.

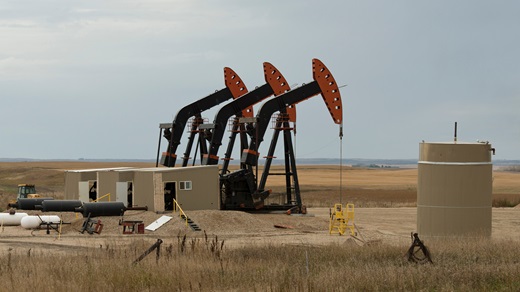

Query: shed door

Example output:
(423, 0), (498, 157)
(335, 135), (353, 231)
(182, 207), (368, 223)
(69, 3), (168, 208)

(164, 181), (176, 211)
(79, 181), (90, 202)
(116, 182), (129, 206)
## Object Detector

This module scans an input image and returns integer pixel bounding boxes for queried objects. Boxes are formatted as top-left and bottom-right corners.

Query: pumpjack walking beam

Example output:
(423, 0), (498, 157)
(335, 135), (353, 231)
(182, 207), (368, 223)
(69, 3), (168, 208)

(241, 58), (343, 210)
(157, 67), (247, 167)
(202, 62), (291, 169)
(245, 59), (342, 160)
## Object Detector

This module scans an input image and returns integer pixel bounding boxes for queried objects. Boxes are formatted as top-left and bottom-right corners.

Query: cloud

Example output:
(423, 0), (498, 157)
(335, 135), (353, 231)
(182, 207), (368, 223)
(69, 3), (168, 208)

(0, 0), (519, 160)
(0, 56), (60, 78)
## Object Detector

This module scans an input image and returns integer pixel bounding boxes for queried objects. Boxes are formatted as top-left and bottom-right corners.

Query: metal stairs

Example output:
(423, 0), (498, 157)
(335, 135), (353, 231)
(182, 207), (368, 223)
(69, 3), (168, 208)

(180, 214), (201, 231)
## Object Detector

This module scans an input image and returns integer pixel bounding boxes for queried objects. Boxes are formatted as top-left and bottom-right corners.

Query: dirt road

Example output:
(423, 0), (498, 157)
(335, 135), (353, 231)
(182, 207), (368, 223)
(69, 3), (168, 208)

(0, 207), (518, 255)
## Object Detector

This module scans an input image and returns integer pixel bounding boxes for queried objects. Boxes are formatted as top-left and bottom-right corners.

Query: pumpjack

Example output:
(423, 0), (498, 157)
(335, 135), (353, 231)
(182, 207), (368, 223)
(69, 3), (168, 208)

(220, 59), (342, 213)
(156, 59), (343, 214)
(157, 67), (248, 167)
(202, 62), (291, 176)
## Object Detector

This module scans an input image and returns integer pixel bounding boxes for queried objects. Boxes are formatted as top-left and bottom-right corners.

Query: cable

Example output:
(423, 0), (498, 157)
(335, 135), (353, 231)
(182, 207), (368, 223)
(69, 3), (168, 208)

(339, 123), (343, 204)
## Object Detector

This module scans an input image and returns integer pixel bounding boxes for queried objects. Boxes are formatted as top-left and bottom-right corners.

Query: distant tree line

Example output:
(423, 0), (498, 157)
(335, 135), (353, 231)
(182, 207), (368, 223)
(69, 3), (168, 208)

(352, 164), (398, 169)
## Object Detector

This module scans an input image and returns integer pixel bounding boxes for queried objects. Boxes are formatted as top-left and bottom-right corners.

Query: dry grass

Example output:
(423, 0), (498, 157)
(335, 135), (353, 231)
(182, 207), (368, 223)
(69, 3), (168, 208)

(0, 162), (154, 210)
(0, 162), (520, 290)
(263, 165), (520, 208)
(1, 162), (520, 209)
(0, 235), (519, 291)
(492, 195), (520, 207)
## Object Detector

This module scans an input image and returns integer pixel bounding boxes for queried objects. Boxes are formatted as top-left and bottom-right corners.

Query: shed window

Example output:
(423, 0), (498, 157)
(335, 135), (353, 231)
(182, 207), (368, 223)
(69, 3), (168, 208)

(180, 181), (192, 190)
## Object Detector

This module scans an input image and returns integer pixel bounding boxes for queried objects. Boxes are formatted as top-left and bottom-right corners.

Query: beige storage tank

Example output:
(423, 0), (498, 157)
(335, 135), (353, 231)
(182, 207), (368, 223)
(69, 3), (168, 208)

(417, 141), (493, 238)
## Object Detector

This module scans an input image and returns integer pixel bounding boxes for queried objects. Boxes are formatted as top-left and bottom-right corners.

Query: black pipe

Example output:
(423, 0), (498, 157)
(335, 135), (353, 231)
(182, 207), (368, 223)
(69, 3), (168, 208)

(74, 202), (148, 217)
(75, 202), (126, 218)
(35, 200), (83, 212)
(8, 198), (54, 210)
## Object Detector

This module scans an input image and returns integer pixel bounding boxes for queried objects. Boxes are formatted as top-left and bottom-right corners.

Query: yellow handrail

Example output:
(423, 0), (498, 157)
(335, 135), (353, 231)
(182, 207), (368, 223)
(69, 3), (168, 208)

(93, 193), (111, 202)
(172, 199), (188, 226)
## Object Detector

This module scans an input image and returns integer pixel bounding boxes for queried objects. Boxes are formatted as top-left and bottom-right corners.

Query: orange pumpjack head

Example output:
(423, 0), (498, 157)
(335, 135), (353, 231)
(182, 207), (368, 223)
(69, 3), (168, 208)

(263, 62), (295, 121)
(263, 62), (291, 95)
(224, 67), (249, 100)
(224, 67), (251, 117)
(312, 58), (343, 125)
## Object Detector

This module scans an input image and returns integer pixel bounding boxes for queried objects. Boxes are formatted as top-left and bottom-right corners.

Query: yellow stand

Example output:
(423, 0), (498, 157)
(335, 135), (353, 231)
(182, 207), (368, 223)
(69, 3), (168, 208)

(329, 203), (356, 236)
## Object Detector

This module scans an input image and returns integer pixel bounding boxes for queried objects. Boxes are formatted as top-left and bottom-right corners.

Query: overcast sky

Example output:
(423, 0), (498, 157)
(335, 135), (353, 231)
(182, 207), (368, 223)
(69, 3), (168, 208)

(1, 0), (518, 161)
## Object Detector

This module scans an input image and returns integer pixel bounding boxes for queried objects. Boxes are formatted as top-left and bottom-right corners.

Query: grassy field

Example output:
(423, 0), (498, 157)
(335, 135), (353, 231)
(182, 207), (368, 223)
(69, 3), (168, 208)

(0, 161), (154, 209)
(266, 165), (520, 208)
(0, 162), (519, 209)
(0, 162), (519, 291)
(0, 234), (519, 291)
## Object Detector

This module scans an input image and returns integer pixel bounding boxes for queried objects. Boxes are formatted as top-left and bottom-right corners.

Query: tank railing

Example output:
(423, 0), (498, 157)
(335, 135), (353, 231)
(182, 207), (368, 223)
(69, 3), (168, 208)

(172, 199), (189, 227)
(93, 193), (111, 202)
